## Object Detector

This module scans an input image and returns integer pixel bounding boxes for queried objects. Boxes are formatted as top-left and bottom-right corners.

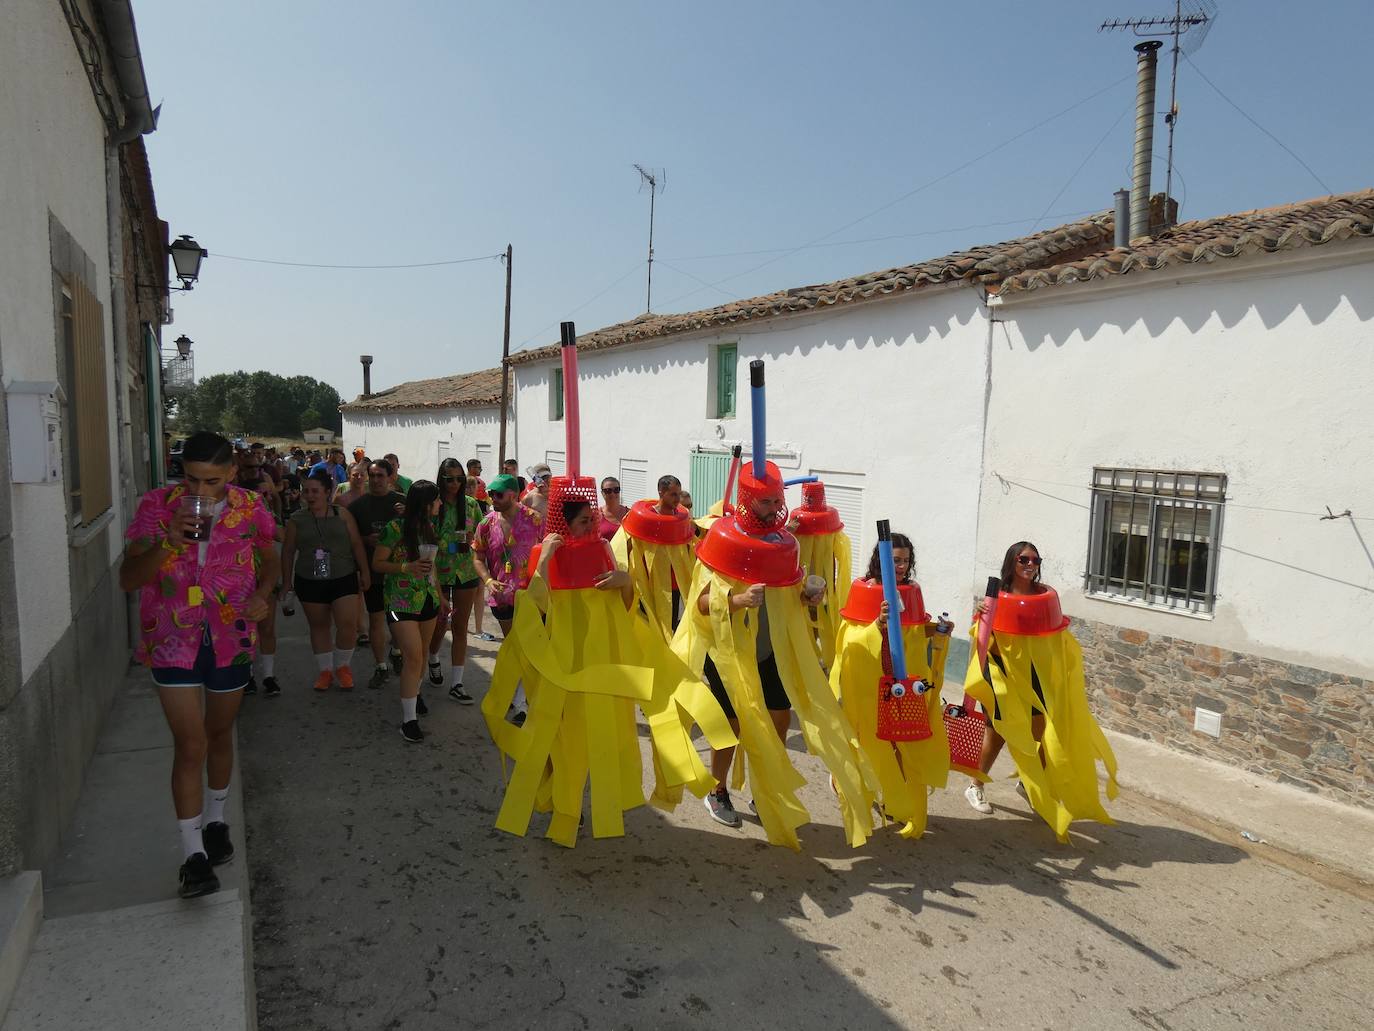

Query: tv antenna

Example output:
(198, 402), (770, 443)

(1101, 0), (1217, 210)
(633, 164), (665, 313)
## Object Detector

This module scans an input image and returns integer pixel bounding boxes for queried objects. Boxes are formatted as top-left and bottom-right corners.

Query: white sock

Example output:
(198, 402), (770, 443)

(451, 664), (465, 687)
(512, 683), (527, 712)
(401, 696), (418, 722)
(333, 647), (354, 669)
(260, 652), (275, 677)
(178, 814), (204, 859)
(315, 652), (333, 672)
(376, 662), (388, 671)
(205, 785), (230, 825)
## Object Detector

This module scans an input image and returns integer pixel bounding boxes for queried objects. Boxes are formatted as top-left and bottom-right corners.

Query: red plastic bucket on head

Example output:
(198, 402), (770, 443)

(620, 498), (695, 546)
(526, 537), (613, 591)
(991, 587), (1071, 636)
(943, 694), (987, 774)
(545, 475), (600, 537)
(695, 513), (802, 587)
(839, 579), (928, 626)
(735, 460), (788, 535)
(792, 481), (843, 536)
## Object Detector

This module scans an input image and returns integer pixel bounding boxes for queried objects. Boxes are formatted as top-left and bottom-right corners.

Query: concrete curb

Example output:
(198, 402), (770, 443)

(0, 871), (41, 1027)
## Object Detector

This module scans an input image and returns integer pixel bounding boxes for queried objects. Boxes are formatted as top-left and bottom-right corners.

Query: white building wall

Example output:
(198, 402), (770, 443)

(342, 406), (503, 483)
(0, 0), (114, 678)
(512, 285), (991, 620)
(982, 245), (1374, 676)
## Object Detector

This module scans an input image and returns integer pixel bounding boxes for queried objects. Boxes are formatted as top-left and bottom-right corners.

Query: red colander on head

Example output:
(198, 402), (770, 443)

(535, 475), (612, 590)
(735, 459), (788, 536)
(792, 481), (843, 536)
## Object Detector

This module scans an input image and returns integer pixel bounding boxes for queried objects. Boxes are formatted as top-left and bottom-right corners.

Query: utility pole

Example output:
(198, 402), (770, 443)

(634, 164), (663, 313)
(497, 244), (512, 465)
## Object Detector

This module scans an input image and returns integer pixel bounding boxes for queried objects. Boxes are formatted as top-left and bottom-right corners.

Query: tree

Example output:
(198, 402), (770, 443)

(172, 370), (342, 438)
(299, 408), (321, 432)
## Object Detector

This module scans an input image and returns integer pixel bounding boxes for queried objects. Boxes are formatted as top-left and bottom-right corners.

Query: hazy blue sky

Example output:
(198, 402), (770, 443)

(136, 1), (1374, 400)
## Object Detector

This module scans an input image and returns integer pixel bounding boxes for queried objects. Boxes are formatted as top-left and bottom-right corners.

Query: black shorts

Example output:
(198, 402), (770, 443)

(294, 571), (359, 606)
(364, 580), (386, 614)
(442, 578), (481, 600)
(151, 625), (252, 694)
(490, 603), (515, 622)
(391, 596), (441, 623)
(704, 652), (791, 719)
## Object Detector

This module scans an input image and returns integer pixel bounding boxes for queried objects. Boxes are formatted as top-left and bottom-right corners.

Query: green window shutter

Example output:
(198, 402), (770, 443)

(717, 344), (737, 417)
(552, 368), (564, 421)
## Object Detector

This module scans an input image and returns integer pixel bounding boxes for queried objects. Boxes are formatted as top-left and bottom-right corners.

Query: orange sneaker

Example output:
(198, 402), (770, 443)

(313, 670), (333, 692)
(335, 666), (354, 690)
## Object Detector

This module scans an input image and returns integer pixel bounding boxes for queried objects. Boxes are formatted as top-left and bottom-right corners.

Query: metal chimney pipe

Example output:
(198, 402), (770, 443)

(360, 355), (373, 398)
(1130, 40), (1163, 241)
(1114, 189), (1130, 248)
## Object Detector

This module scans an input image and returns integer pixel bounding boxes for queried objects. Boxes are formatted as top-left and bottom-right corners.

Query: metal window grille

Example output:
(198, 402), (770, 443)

(715, 344), (737, 418)
(1085, 467), (1226, 613)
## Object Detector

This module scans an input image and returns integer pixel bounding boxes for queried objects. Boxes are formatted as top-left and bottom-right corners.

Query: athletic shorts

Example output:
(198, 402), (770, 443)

(490, 603), (515, 622)
(364, 580), (386, 614)
(441, 577), (481, 600)
(704, 652), (791, 719)
(294, 571), (360, 606)
(391, 596), (441, 623)
(151, 625), (252, 694)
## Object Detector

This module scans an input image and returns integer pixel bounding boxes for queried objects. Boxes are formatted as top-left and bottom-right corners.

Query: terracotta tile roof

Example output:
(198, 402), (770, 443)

(341, 366), (504, 413)
(999, 189), (1374, 294)
(508, 213), (1116, 365)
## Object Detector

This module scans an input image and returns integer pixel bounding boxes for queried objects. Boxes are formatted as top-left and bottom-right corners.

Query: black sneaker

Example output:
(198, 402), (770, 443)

(243, 676), (258, 696)
(400, 720), (424, 743)
(367, 665), (388, 690)
(262, 676), (281, 697)
(427, 660), (444, 686)
(178, 852), (220, 898)
(389, 648), (403, 675)
(704, 789), (742, 828)
(448, 683), (473, 705)
(203, 821), (234, 866)
(416, 694), (429, 717)
(508, 707), (527, 728)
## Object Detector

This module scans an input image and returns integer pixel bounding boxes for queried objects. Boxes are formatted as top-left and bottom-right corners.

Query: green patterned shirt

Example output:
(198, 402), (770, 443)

(378, 519), (441, 614)
(434, 496), (483, 586)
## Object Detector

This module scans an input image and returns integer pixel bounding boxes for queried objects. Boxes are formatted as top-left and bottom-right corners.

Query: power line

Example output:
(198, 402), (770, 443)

(1029, 105), (1132, 232)
(654, 71), (1134, 311)
(516, 260), (646, 347)
(214, 252), (504, 270)
(1183, 53), (1333, 195)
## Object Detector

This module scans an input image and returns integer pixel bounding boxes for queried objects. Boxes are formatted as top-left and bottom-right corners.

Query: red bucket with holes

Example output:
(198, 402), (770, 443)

(876, 676), (933, 742)
(943, 694), (988, 777)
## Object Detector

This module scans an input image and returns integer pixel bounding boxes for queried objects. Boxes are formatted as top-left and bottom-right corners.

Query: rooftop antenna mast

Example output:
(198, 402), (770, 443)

(633, 164), (665, 313)
(1101, 0), (1217, 216)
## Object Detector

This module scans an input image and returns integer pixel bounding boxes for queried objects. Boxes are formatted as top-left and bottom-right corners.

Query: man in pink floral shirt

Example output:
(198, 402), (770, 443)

(120, 431), (279, 898)
(471, 473), (542, 634)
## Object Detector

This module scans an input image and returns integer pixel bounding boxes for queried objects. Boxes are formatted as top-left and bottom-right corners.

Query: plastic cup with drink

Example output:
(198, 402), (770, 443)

(179, 494), (215, 542)
(417, 543), (439, 581)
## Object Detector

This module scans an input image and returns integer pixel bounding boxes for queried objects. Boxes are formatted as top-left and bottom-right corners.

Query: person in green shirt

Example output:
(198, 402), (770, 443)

(425, 458), (485, 704)
(372, 479), (442, 743)
(384, 452), (414, 494)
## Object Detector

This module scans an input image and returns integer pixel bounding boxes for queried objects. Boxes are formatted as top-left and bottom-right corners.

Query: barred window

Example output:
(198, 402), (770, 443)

(1085, 467), (1226, 613)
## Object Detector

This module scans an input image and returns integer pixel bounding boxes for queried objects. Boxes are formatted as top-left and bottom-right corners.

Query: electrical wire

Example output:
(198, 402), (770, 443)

(515, 260), (646, 347)
(214, 252), (504, 270)
(1029, 105), (1133, 232)
(1183, 54), (1333, 195)
(654, 71), (1135, 311)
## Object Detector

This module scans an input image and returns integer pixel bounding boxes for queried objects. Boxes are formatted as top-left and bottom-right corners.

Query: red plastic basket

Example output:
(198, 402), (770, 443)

(874, 626), (932, 742)
(943, 693), (987, 772)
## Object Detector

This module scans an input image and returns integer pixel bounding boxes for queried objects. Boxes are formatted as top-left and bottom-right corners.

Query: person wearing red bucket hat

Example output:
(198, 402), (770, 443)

(672, 361), (879, 850)
(960, 541), (1119, 840)
(829, 535), (956, 840)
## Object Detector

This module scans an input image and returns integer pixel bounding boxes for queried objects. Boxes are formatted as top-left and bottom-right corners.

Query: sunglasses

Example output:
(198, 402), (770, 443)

(489, 490), (509, 499)
(440, 476), (463, 484)
(534, 473), (551, 482)
(1016, 555), (1043, 566)
(602, 487), (620, 494)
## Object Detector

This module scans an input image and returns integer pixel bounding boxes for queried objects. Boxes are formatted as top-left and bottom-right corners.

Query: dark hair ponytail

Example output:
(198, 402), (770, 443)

(182, 431), (233, 466)
(401, 480), (440, 559)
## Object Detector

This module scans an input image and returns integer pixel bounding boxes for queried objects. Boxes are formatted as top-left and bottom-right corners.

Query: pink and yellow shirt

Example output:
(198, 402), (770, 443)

(473, 505), (542, 607)
(125, 483), (277, 670)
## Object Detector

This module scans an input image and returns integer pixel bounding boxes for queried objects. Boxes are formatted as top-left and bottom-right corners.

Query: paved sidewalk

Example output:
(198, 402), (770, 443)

(2, 672), (255, 1031)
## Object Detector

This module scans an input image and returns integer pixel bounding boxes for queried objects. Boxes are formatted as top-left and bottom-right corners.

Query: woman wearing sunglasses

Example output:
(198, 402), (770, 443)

(597, 476), (629, 541)
(960, 541), (1118, 840)
(426, 459), (484, 703)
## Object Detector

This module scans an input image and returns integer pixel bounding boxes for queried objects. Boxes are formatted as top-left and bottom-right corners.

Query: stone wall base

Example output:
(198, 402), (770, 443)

(1074, 615), (1373, 810)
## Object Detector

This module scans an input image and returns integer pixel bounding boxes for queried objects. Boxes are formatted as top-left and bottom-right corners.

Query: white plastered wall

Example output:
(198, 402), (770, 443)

(342, 405), (503, 483)
(512, 285), (991, 619)
(982, 243), (1374, 676)
(0, 0), (116, 678)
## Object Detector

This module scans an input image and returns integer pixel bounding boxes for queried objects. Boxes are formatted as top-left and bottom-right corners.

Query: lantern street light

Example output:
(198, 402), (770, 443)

(169, 235), (208, 291)
(174, 334), (193, 358)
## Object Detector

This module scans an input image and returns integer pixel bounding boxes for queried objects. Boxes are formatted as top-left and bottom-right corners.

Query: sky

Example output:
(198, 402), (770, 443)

(135, 0), (1374, 401)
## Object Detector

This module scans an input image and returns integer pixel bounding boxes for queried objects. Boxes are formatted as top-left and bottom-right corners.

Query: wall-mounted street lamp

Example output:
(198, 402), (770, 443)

(139, 234), (208, 297)
(174, 334), (193, 358)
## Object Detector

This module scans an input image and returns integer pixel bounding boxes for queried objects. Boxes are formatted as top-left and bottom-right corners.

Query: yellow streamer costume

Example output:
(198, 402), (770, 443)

(830, 613), (951, 839)
(672, 560), (880, 851)
(962, 601), (1119, 842)
(797, 528), (851, 670)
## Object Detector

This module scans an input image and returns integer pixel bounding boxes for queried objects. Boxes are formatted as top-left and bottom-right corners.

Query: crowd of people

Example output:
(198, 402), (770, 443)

(123, 429), (1113, 896)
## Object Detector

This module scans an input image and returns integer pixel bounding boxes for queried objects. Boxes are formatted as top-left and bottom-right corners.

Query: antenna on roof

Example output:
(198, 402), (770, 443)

(1101, 0), (1217, 223)
(634, 164), (665, 313)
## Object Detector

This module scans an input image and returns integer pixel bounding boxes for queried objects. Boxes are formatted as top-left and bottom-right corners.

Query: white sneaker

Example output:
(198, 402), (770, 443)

(964, 783), (993, 815)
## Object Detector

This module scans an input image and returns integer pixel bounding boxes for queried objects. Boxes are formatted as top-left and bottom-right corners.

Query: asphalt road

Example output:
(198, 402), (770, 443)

(241, 617), (1374, 1031)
